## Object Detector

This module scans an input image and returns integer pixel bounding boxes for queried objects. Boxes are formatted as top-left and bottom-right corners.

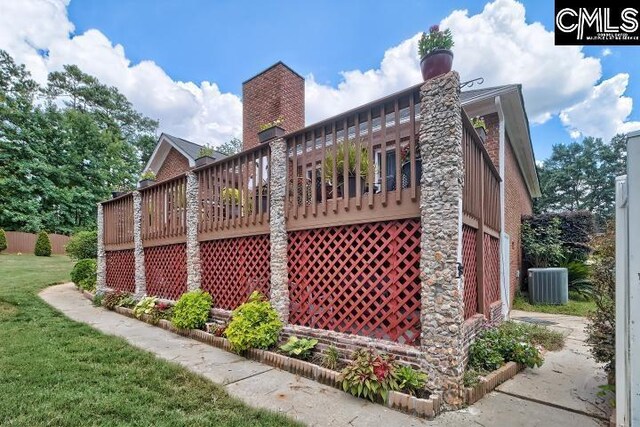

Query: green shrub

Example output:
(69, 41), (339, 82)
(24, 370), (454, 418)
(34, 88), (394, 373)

(468, 323), (545, 371)
(396, 365), (428, 396)
(133, 296), (158, 319)
(171, 290), (213, 330)
(320, 345), (341, 371)
(78, 276), (96, 292)
(564, 260), (593, 299)
(34, 231), (52, 256)
(521, 217), (564, 268)
(225, 291), (282, 352)
(522, 211), (594, 262)
(93, 293), (104, 307)
(463, 369), (482, 388)
(71, 259), (97, 287)
(0, 228), (7, 252)
(65, 230), (97, 260)
(341, 349), (399, 402)
(279, 336), (318, 360)
(102, 291), (132, 310)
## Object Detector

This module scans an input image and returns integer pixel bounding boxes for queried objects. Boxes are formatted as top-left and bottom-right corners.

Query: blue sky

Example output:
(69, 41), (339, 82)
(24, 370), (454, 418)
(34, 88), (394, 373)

(2, 0), (639, 160)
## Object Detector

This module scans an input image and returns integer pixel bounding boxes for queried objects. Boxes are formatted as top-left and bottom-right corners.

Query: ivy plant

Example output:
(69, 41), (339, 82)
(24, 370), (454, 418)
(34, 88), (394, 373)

(171, 290), (213, 330)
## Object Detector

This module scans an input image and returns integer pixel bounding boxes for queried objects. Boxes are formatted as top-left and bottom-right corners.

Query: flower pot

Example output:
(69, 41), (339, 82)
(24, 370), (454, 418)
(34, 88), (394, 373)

(138, 179), (155, 189)
(401, 159), (422, 189)
(420, 49), (453, 81)
(258, 125), (286, 143)
(111, 191), (127, 198)
(474, 127), (487, 142)
(195, 155), (216, 167)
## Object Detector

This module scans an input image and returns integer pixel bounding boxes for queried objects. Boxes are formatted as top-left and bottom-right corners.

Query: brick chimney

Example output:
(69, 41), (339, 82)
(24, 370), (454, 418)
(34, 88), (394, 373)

(242, 62), (305, 150)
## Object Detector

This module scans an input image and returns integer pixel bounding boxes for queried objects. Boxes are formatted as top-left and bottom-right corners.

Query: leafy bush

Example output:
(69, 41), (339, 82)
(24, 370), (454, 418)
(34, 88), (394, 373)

(102, 291), (133, 310)
(521, 217), (564, 268)
(341, 349), (399, 402)
(225, 291), (282, 352)
(586, 226), (616, 377)
(71, 259), (97, 287)
(321, 345), (341, 371)
(396, 365), (428, 396)
(140, 170), (156, 181)
(65, 230), (97, 260)
(279, 336), (318, 360)
(468, 323), (545, 371)
(93, 293), (104, 307)
(499, 321), (565, 351)
(564, 260), (593, 299)
(0, 228), (7, 252)
(133, 296), (158, 319)
(78, 276), (96, 292)
(34, 231), (52, 256)
(171, 290), (213, 330)
(522, 211), (593, 262)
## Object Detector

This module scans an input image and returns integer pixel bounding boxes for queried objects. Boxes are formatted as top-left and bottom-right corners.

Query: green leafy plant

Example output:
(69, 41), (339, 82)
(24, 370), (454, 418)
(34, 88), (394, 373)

(259, 116), (284, 131)
(468, 323), (545, 371)
(78, 276), (96, 292)
(321, 345), (341, 371)
(140, 170), (156, 181)
(71, 259), (97, 288)
(396, 365), (428, 396)
(0, 228), (7, 252)
(133, 296), (158, 319)
(323, 138), (370, 182)
(197, 144), (215, 158)
(418, 24), (454, 58)
(221, 187), (241, 204)
(522, 216), (564, 268)
(564, 260), (593, 298)
(171, 290), (213, 330)
(463, 369), (482, 388)
(471, 116), (487, 132)
(65, 230), (97, 259)
(279, 336), (318, 360)
(341, 349), (399, 403)
(93, 292), (104, 307)
(225, 291), (282, 352)
(102, 291), (132, 310)
(34, 231), (52, 256)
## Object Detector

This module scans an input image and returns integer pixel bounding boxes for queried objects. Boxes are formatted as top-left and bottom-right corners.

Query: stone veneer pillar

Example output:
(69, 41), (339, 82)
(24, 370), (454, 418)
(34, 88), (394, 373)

(96, 203), (107, 293)
(268, 137), (289, 322)
(185, 172), (201, 291)
(418, 71), (466, 408)
(132, 191), (147, 298)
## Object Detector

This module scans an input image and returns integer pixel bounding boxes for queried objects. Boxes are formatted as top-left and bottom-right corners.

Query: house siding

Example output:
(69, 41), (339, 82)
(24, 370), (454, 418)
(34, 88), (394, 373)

(156, 147), (190, 181)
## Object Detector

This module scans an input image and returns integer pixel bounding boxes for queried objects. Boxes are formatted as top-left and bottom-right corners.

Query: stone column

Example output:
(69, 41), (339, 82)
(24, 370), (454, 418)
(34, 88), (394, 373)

(185, 172), (201, 291)
(268, 137), (289, 322)
(417, 71), (465, 408)
(96, 203), (107, 294)
(132, 191), (147, 298)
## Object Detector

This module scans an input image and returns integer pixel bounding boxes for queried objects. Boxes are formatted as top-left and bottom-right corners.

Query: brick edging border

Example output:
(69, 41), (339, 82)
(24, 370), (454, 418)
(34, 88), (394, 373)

(463, 361), (524, 405)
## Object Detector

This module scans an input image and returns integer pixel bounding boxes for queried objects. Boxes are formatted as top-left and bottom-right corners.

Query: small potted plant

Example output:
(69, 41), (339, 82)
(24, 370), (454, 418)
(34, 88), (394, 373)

(400, 145), (422, 189)
(138, 170), (156, 189)
(323, 139), (370, 198)
(418, 25), (454, 81)
(472, 117), (487, 142)
(195, 145), (217, 167)
(258, 117), (286, 143)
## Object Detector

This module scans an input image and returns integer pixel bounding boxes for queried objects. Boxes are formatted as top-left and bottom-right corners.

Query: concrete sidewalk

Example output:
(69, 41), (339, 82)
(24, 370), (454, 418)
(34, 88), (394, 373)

(40, 283), (604, 426)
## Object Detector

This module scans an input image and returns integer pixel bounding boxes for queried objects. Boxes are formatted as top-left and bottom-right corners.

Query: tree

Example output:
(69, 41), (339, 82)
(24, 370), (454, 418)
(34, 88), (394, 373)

(34, 231), (52, 256)
(0, 229), (7, 252)
(216, 137), (243, 156)
(535, 135), (627, 228)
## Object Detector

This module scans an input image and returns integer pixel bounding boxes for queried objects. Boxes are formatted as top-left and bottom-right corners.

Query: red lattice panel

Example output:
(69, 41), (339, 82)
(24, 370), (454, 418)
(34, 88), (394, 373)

(462, 225), (478, 319)
(200, 235), (270, 310)
(288, 219), (421, 346)
(105, 249), (135, 293)
(484, 234), (500, 308)
(144, 243), (187, 300)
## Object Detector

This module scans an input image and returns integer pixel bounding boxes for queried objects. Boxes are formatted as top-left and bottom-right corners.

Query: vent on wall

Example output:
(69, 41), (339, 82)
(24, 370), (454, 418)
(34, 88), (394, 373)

(528, 268), (568, 305)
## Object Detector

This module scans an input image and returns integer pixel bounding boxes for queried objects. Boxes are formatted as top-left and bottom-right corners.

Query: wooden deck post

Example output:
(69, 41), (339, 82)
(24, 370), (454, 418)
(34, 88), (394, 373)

(418, 71), (465, 408)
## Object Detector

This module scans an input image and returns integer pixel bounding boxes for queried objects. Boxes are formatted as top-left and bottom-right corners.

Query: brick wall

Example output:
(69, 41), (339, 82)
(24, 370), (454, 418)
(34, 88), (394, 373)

(242, 63), (304, 150)
(481, 113), (533, 302)
(156, 147), (190, 181)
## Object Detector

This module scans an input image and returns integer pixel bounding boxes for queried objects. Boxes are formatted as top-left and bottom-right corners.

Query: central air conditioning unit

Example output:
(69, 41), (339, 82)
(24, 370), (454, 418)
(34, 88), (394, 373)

(528, 268), (568, 305)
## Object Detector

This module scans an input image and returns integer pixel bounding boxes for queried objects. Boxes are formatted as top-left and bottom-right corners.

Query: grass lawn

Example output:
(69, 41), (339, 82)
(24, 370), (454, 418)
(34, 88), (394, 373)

(0, 254), (300, 427)
(513, 294), (596, 317)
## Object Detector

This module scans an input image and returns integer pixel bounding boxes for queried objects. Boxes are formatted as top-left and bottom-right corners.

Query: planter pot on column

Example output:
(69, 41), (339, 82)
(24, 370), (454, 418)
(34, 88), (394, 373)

(420, 49), (453, 81)
(195, 155), (216, 167)
(138, 179), (156, 189)
(474, 127), (487, 142)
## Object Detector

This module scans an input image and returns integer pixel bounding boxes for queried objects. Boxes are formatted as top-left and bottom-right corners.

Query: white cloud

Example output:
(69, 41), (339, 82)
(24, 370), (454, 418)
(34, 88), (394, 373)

(0, 0), (637, 145)
(559, 74), (640, 140)
(602, 48), (612, 57)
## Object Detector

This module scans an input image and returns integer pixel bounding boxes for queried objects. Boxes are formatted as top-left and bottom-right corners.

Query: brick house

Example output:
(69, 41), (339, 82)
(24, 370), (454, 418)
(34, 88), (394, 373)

(101, 62), (540, 405)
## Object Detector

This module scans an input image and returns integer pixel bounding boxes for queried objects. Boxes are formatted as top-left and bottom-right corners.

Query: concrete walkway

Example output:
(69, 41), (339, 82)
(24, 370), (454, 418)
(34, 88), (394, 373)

(40, 283), (605, 426)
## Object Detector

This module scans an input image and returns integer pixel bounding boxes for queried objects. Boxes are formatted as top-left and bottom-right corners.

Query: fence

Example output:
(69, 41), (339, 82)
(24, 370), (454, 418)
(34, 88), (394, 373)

(2, 231), (69, 254)
(100, 83), (501, 352)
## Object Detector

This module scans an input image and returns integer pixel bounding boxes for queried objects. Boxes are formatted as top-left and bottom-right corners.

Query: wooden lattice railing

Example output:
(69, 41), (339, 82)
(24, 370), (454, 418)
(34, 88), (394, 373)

(284, 85), (422, 231)
(103, 193), (134, 250)
(140, 174), (187, 247)
(195, 144), (270, 241)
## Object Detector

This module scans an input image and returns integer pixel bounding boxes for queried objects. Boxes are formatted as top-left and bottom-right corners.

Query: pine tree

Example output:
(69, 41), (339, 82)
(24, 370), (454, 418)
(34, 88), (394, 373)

(34, 231), (52, 256)
(0, 229), (7, 252)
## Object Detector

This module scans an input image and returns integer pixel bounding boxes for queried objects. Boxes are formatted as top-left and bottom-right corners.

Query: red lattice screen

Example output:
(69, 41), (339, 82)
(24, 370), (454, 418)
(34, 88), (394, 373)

(484, 234), (500, 308)
(144, 244), (187, 300)
(462, 225), (478, 319)
(200, 235), (270, 310)
(105, 249), (135, 293)
(288, 219), (421, 346)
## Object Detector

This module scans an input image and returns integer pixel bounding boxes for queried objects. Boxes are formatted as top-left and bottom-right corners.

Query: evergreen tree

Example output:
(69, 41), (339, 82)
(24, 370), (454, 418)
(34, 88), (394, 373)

(0, 229), (7, 252)
(34, 231), (52, 256)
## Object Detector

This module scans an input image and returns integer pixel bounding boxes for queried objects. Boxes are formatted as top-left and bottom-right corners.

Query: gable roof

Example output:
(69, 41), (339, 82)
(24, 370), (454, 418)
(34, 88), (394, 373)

(142, 133), (227, 174)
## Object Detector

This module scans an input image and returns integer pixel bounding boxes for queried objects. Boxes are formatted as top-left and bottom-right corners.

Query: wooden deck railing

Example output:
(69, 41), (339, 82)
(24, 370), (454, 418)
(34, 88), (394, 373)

(284, 85), (422, 231)
(195, 144), (270, 241)
(140, 174), (187, 247)
(103, 193), (134, 250)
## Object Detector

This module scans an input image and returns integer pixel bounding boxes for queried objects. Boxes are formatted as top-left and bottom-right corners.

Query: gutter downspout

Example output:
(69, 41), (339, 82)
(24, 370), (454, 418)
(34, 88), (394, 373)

(495, 96), (510, 318)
